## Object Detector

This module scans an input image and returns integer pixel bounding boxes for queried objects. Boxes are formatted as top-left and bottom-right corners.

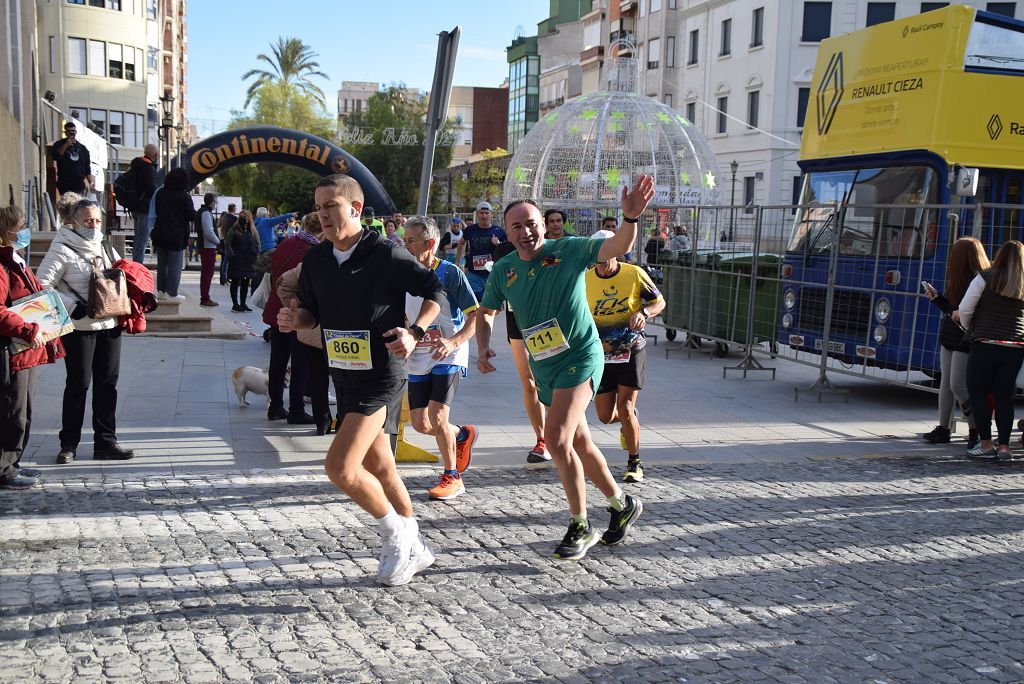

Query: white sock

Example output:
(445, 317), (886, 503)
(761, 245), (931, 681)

(607, 488), (625, 511)
(377, 508), (403, 536)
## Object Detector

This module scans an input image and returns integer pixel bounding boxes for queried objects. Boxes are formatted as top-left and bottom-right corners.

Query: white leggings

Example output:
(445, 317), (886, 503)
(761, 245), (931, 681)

(939, 346), (974, 430)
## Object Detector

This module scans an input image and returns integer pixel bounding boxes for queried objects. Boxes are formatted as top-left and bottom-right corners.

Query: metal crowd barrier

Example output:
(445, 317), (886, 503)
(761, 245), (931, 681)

(649, 201), (1023, 400)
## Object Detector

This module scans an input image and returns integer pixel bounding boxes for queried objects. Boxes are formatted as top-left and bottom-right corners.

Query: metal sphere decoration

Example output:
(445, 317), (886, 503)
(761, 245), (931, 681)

(503, 53), (722, 216)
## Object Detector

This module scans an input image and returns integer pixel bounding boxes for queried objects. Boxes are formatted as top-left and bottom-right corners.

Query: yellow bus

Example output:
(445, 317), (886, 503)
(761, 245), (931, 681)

(781, 5), (1024, 375)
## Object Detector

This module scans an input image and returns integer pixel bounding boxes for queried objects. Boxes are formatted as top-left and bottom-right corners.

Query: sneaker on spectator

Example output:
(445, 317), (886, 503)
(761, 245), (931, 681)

(0, 472), (38, 490)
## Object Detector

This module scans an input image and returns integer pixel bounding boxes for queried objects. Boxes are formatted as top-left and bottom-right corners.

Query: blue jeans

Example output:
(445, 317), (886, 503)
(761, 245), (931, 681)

(132, 213), (151, 264)
(219, 247), (229, 284)
(156, 247), (184, 296)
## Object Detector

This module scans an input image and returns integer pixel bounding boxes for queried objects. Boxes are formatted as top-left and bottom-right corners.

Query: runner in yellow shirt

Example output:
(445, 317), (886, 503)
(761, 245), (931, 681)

(585, 231), (666, 482)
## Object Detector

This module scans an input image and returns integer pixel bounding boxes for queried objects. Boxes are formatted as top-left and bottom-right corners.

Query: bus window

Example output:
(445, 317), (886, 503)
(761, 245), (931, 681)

(788, 166), (939, 257)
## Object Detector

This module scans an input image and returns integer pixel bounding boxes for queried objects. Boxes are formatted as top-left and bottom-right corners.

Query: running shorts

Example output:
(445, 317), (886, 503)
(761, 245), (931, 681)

(597, 346), (647, 394)
(408, 372), (461, 409)
(331, 371), (404, 435)
(506, 309), (523, 341)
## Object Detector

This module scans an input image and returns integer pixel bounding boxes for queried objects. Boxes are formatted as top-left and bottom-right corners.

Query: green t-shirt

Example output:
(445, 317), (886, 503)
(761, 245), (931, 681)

(482, 236), (606, 403)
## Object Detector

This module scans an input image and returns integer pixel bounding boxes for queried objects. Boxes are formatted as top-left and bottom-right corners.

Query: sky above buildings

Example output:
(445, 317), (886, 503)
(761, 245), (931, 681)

(186, 0), (551, 138)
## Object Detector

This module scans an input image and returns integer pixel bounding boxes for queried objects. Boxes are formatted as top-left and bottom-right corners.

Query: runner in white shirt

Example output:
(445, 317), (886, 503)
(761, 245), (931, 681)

(403, 217), (480, 500)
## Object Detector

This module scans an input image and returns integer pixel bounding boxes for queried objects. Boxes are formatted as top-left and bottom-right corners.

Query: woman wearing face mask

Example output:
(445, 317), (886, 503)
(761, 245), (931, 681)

(0, 206), (66, 489)
(36, 199), (134, 464)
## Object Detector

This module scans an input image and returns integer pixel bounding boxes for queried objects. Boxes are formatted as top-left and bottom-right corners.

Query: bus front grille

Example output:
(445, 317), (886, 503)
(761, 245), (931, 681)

(799, 288), (870, 340)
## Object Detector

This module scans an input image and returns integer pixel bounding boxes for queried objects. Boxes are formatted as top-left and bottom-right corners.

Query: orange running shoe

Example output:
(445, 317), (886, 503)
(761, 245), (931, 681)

(454, 425), (478, 473)
(428, 472), (465, 500)
(527, 438), (550, 463)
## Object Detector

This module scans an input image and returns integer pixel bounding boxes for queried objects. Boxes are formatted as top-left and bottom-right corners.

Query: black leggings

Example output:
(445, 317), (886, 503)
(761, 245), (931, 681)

(229, 278), (252, 307)
(966, 343), (1024, 445)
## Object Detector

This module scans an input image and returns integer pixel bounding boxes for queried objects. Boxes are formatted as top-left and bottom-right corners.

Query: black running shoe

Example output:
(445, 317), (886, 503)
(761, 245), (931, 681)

(552, 520), (598, 560)
(601, 494), (643, 546)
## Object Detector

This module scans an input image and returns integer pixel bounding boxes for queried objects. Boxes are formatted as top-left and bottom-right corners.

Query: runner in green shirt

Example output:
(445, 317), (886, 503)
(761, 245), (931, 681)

(475, 175), (655, 560)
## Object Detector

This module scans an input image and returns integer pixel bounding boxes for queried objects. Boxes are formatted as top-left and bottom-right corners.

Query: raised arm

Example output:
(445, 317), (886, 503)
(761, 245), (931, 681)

(598, 174), (655, 263)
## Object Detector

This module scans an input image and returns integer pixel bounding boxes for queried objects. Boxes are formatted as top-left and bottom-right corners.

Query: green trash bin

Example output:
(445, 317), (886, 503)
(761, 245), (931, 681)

(661, 249), (722, 335)
(710, 253), (783, 345)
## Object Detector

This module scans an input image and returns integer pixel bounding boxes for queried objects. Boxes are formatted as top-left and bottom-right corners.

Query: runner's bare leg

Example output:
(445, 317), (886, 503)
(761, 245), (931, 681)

(572, 415), (619, 498)
(363, 428), (414, 516)
(544, 383), (597, 516)
(511, 339), (546, 440)
(617, 387), (641, 453)
(325, 408), (412, 518)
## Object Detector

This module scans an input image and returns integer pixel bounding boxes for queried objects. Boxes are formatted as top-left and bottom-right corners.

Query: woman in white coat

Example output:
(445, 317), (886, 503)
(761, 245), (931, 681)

(35, 198), (134, 464)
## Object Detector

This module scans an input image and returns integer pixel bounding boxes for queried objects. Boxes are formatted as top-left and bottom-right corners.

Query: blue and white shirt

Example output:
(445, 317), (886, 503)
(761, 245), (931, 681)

(405, 258), (479, 377)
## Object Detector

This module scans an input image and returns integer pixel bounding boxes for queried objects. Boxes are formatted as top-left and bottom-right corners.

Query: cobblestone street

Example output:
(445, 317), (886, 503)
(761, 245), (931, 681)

(2, 457), (1023, 682)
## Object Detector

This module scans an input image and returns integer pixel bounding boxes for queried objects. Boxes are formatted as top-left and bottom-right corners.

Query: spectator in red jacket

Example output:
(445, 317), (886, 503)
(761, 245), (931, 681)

(0, 206), (66, 490)
(262, 213), (322, 424)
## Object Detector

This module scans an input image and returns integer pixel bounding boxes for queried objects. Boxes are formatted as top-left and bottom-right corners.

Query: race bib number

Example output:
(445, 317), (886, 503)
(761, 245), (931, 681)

(605, 349), (631, 364)
(472, 255), (492, 271)
(416, 325), (443, 349)
(323, 329), (372, 370)
(523, 318), (570, 361)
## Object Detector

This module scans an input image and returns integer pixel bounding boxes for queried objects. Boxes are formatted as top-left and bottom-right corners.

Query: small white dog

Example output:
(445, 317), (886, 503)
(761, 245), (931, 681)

(232, 365), (289, 407)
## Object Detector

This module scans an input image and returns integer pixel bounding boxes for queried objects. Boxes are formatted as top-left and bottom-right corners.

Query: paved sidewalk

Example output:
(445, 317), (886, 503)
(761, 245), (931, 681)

(15, 271), (978, 477)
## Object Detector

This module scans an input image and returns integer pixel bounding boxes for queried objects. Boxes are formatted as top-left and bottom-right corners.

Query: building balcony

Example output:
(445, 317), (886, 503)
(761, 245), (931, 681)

(580, 45), (604, 66)
(609, 30), (634, 46)
(619, 0), (637, 13)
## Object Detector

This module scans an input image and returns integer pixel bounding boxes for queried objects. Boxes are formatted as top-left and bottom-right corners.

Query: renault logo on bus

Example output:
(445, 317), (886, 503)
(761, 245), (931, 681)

(817, 52), (844, 136)
(987, 114), (1003, 140)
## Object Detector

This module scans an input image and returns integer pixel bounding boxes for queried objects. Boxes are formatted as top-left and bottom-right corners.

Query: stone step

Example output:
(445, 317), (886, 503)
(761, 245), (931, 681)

(145, 313), (213, 333)
(135, 328), (247, 340)
(153, 300), (181, 316)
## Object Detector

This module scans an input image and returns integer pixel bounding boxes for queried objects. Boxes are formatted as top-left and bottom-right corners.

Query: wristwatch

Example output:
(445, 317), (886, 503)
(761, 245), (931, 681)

(641, 307), (651, 319)
(409, 324), (425, 341)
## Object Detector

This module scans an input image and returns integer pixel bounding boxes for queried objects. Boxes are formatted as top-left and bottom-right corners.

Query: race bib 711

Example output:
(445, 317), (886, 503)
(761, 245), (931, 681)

(523, 318), (570, 361)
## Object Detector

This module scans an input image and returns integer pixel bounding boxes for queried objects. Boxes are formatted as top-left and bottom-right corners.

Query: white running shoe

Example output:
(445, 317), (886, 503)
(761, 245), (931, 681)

(384, 533), (436, 587)
(376, 519), (413, 584)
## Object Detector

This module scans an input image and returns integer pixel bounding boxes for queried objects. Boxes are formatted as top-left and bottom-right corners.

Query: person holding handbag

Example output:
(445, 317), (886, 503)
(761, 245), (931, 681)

(36, 199), (134, 464)
(0, 206), (66, 489)
(921, 236), (989, 448)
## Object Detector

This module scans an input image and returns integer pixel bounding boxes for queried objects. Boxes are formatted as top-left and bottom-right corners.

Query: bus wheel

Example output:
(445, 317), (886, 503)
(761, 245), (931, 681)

(714, 342), (729, 358)
(665, 329), (677, 341)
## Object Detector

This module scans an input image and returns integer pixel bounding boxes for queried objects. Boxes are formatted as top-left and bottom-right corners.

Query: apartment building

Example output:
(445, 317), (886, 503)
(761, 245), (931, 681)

(337, 81), (379, 123)
(36, 0), (189, 173)
(506, 0), (595, 152)
(575, 0), (1017, 207)
(447, 85), (509, 165)
(1, 0), (42, 208)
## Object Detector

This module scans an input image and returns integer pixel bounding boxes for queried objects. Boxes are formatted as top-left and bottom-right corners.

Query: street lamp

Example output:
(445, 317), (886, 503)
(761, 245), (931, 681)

(728, 159), (739, 242)
(157, 93), (175, 171)
(174, 123), (184, 170)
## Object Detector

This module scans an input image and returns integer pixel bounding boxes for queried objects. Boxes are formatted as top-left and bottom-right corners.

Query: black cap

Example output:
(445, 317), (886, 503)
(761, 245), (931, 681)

(363, 206), (375, 218)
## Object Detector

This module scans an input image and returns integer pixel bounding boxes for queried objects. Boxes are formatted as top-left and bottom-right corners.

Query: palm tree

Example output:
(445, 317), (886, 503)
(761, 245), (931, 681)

(242, 37), (329, 109)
